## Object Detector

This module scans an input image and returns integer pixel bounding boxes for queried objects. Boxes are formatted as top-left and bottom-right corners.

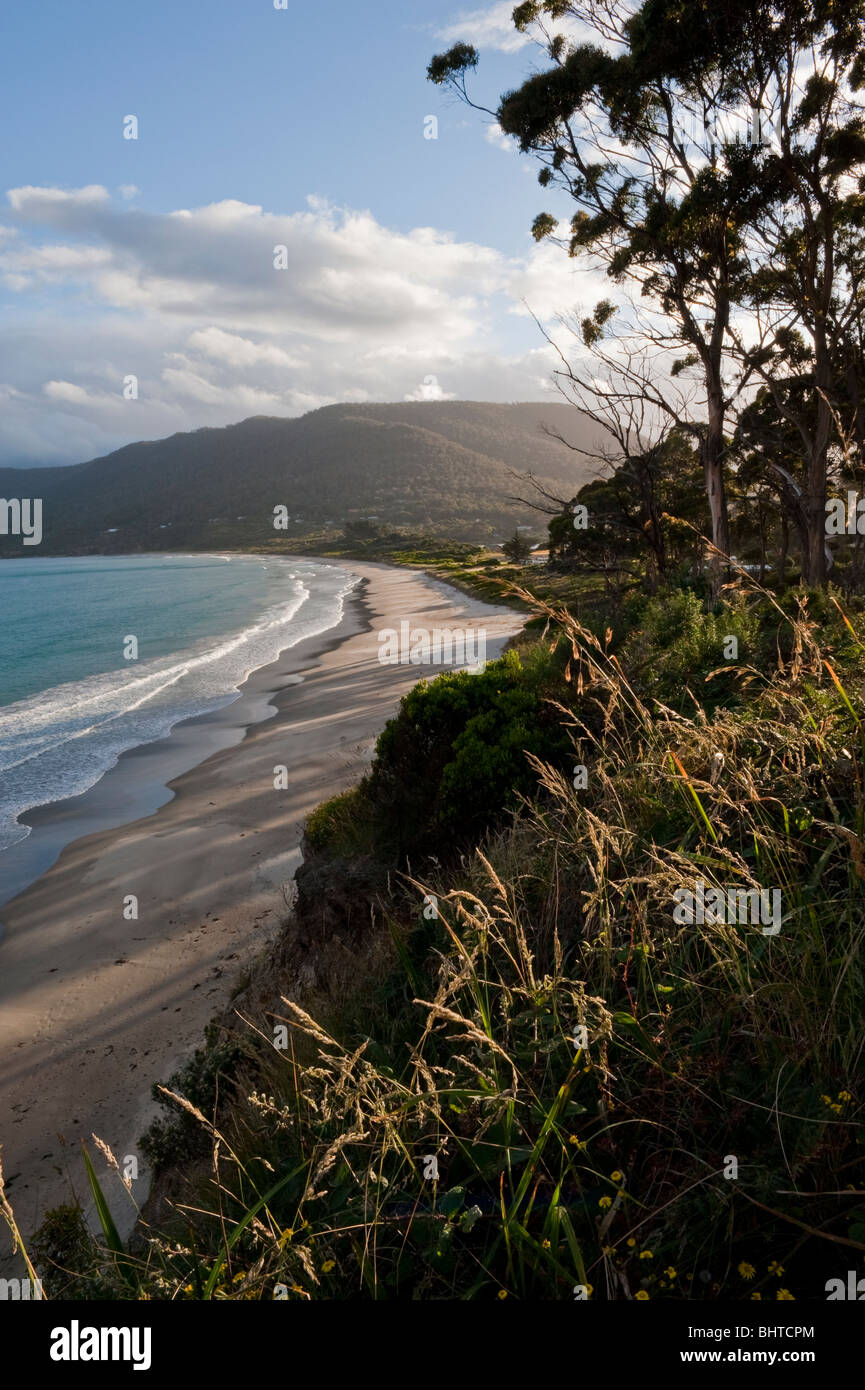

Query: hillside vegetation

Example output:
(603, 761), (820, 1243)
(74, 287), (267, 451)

(0, 402), (599, 555)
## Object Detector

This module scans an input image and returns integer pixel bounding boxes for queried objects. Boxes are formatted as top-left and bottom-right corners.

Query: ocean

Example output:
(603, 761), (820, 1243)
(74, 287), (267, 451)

(0, 554), (356, 900)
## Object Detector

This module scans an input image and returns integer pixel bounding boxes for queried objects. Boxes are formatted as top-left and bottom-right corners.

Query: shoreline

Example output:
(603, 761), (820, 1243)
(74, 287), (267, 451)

(0, 554), (358, 912)
(0, 559), (525, 1269)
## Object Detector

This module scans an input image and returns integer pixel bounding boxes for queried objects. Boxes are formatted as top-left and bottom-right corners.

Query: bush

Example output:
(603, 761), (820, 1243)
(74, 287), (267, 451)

(620, 589), (760, 707)
(364, 649), (568, 855)
(304, 787), (371, 855)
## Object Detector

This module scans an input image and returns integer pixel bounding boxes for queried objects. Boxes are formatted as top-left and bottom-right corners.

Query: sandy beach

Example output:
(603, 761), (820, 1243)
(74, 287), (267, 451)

(0, 560), (524, 1271)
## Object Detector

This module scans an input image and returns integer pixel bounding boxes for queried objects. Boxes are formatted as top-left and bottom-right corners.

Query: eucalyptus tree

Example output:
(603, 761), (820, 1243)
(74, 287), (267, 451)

(430, 0), (865, 588)
(430, 0), (762, 581)
(719, 0), (865, 584)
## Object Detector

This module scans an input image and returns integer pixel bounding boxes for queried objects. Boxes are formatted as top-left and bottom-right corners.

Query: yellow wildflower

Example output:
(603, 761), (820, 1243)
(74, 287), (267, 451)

(321, 1260), (335, 1274)
(610, 1170), (624, 1184)
(777, 1288), (795, 1300)
(639, 1250), (653, 1260)
(738, 1262), (756, 1281)
(498, 1289), (509, 1300)
(635, 1290), (650, 1300)
(599, 1195), (612, 1210)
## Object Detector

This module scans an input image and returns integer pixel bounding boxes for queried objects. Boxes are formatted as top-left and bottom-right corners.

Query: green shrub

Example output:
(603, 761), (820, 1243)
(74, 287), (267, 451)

(621, 589), (760, 707)
(304, 787), (371, 855)
(364, 649), (568, 855)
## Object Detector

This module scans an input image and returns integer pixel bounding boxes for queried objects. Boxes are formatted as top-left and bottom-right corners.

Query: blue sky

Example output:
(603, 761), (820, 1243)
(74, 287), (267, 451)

(0, 1), (601, 466)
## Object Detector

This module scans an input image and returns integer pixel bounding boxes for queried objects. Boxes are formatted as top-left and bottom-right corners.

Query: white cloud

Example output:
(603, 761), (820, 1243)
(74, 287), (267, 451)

(484, 122), (514, 153)
(43, 380), (98, 405)
(4, 191), (505, 343)
(437, 3), (600, 58)
(160, 360), (283, 410)
(188, 326), (302, 369)
(0, 243), (112, 289)
(437, 3), (531, 54)
(7, 184), (110, 215)
(42, 378), (145, 410)
(404, 374), (457, 402)
(170, 198), (264, 225)
(508, 234), (613, 323)
(0, 185), (595, 465)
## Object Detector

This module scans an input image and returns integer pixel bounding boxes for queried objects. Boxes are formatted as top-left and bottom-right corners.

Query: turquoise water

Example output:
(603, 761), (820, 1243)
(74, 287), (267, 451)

(0, 553), (355, 861)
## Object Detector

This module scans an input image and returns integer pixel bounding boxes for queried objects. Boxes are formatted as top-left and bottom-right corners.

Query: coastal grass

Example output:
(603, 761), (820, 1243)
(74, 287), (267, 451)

(15, 577), (865, 1300)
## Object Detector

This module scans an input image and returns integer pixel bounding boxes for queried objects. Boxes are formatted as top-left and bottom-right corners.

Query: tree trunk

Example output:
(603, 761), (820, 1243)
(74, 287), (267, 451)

(802, 347), (833, 587)
(638, 455), (665, 588)
(802, 488), (827, 587)
(703, 383), (730, 595)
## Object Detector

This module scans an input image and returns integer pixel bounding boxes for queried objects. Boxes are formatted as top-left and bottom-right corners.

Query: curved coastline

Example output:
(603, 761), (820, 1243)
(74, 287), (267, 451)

(0, 556), (359, 911)
(0, 559), (525, 1269)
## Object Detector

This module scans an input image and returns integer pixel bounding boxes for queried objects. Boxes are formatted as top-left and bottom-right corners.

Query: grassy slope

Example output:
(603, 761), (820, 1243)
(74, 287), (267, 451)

(19, 561), (865, 1303)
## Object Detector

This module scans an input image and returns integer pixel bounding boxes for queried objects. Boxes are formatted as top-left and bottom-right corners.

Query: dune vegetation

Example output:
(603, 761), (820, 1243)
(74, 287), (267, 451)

(15, 552), (865, 1302)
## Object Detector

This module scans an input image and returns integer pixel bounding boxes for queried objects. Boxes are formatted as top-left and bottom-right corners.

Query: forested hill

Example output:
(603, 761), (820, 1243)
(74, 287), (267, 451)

(0, 402), (600, 554)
